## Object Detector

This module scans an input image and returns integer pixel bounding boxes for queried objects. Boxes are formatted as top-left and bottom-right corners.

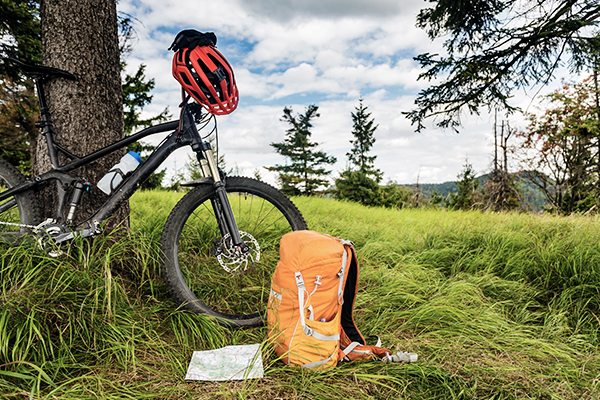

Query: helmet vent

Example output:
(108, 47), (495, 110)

(171, 43), (238, 115)
(180, 73), (192, 86)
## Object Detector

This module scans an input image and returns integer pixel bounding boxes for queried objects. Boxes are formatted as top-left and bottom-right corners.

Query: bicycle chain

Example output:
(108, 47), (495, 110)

(0, 218), (56, 231)
(0, 220), (37, 229)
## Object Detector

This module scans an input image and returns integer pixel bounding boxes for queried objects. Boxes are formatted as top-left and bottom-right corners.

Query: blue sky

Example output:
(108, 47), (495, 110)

(118, 0), (553, 187)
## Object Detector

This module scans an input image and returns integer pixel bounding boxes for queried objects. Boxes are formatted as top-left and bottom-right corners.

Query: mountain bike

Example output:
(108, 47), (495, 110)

(0, 58), (307, 328)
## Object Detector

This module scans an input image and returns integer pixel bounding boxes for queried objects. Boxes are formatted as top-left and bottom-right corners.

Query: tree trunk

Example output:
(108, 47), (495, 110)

(37, 0), (127, 230)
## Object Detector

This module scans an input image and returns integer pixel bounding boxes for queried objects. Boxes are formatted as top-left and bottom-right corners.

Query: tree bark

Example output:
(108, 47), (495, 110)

(37, 0), (128, 229)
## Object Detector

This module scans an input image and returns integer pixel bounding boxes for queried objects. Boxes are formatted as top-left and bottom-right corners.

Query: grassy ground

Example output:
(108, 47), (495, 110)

(1, 190), (599, 399)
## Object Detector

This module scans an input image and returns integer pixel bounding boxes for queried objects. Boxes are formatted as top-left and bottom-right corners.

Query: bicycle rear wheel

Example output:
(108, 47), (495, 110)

(0, 157), (41, 240)
(160, 176), (307, 328)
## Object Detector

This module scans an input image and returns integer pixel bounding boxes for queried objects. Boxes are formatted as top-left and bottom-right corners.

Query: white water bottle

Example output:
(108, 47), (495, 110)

(97, 151), (142, 195)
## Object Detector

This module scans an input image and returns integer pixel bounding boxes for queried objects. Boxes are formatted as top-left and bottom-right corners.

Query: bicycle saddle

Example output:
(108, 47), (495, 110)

(4, 57), (77, 80)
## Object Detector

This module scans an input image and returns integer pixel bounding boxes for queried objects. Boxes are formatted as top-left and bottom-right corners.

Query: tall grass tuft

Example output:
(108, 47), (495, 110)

(0, 191), (598, 398)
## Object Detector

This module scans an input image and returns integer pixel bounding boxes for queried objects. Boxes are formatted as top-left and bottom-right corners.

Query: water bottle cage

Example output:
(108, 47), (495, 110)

(108, 168), (125, 192)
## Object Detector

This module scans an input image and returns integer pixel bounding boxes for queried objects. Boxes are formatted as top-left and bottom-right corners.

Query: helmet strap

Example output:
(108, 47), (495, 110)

(179, 88), (191, 107)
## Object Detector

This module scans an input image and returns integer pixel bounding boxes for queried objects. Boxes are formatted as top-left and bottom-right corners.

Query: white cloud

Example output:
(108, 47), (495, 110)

(119, 0), (537, 186)
(235, 0), (421, 20)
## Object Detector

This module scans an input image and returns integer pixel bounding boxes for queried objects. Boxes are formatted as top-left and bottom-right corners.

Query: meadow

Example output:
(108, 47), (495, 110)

(1, 190), (599, 399)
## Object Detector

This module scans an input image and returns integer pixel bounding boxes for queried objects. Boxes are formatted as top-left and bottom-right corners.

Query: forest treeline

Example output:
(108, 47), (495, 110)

(2, 1), (599, 215)
(256, 77), (600, 215)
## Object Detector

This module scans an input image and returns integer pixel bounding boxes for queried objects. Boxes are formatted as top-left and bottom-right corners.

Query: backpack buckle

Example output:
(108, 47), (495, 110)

(303, 326), (314, 337)
(295, 272), (305, 289)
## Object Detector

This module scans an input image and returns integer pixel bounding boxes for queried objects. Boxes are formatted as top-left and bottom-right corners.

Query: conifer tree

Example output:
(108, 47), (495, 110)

(448, 159), (481, 210)
(347, 98), (382, 182)
(0, 0), (42, 175)
(0, 2), (167, 188)
(268, 105), (336, 196)
(335, 169), (380, 206)
(335, 99), (383, 206)
(406, 0), (600, 132)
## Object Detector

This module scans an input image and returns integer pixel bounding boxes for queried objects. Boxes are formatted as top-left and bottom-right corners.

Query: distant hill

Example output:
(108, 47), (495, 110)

(401, 173), (549, 212)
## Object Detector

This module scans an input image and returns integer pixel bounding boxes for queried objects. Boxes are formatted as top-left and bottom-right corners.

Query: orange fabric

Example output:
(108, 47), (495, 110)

(268, 231), (347, 368)
(268, 230), (392, 369)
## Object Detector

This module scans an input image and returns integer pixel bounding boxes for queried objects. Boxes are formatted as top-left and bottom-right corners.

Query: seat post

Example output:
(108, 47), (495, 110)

(34, 77), (61, 169)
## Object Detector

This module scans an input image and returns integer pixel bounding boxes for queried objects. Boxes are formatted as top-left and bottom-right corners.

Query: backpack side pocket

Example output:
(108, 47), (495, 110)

(287, 312), (342, 369)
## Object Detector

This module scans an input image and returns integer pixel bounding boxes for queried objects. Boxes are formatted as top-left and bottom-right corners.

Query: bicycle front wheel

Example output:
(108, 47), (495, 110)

(160, 176), (307, 328)
(0, 157), (41, 239)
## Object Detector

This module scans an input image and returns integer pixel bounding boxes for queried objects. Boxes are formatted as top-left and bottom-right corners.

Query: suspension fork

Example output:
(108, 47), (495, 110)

(193, 141), (249, 253)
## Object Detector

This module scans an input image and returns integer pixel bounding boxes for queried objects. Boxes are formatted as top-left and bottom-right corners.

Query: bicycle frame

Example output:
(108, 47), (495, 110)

(1, 63), (246, 249)
(0, 115), (187, 232)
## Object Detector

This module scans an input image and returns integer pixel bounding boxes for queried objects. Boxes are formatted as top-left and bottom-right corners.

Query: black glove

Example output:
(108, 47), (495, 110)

(168, 30), (217, 52)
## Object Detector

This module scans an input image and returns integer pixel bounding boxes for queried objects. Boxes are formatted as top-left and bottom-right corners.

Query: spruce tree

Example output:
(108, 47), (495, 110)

(335, 99), (382, 206)
(335, 169), (380, 206)
(406, 0), (600, 132)
(0, 0), (42, 176)
(347, 98), (382, 182)
(448, 159), (481, 210)
(268, 105), (336, 196)
(0, 2), (166, 187)
(39, 0), (125, 226)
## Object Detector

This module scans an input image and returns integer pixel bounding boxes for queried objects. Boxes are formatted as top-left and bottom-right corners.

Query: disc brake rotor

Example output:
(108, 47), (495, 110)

(216, 231), (260, 274)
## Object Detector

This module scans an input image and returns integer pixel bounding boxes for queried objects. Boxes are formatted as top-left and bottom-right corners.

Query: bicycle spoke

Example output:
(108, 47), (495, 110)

(181, 192), (291, 314)
(161, 177), (307, 327)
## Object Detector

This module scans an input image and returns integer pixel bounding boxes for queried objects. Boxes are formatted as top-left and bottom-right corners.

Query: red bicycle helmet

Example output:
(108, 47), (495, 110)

(172, 45), (239, 115)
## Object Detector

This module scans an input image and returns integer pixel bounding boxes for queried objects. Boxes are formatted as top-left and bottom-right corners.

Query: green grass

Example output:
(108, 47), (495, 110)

(1, 191), (599, 399)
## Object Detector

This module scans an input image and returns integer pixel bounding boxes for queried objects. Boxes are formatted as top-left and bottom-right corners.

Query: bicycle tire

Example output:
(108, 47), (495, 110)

(160, 176), (307, 328)
(0, 157), (42, 238)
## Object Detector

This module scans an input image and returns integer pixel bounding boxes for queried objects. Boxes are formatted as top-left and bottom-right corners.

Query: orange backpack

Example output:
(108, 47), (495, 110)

(267, 230), (417, 369)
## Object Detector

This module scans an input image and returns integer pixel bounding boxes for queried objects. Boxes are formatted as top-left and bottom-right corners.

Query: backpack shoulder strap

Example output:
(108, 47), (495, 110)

(336, 240), (418, 364)
(339, 242), (366, 345)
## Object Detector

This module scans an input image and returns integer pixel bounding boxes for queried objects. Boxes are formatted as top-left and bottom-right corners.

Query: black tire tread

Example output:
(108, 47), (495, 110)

(0, 157), (42, 233)
(160, 176), (307, 328)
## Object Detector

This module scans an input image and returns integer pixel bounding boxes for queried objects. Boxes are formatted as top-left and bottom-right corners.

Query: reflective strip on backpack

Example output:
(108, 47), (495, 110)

(303, 325), (340, 341)
(302, 350), (337, 369)
(337, 248), (348, 304)
(295, 272), (306, 327)
(270, 288), (282, 302)
(342, 341), (362, 356)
